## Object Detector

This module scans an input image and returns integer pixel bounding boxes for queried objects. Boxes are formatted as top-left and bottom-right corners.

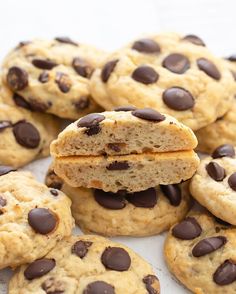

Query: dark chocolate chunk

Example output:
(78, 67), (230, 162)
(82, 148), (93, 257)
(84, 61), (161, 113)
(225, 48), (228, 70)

(132, 108), (165, 122)
(182, 35), (205, 46)
(38, 71), (49, 83)
(32, 59), (57, 70)
(7, 66), (28, 91)
(172, 217), (202, 240)
(113, 106), (136, 112)
(72, 57), (93, 78)
(28, 208), (57, 234)
(55, 36), (78, 46)
(162, 87), (194, 111)
(71, 240), (92, 258)
(101, 59), (119, 82)
(228, 173), (236, 191)
(77, 113), (105, 136)
(162, 53), (190, 74)
(132, 39), (160, 54)
(101, 247), (131, 271)
(55, 72), (71, 93)
(143, 275), (160, 294)
(192, 236), (227, 257)
(13, 121), (40, 148)
(212, 144), (235, 159)
(197, 58), (221, 80)
(126, 188), (157, 208)
(24, 258), (55, 280)
(94, 189), (126, 209)
(160, 184), (181, 206)
(132, 65), (159, 84)
(106, 161), (130, 170)
(206, 162), (226, 181)
(213, 260), (236, 285)
(83, 281), (115, 294)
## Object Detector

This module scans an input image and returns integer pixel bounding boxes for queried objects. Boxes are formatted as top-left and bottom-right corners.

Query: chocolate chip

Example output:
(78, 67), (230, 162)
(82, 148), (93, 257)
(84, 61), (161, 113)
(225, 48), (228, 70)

(212, 144), (235, 159)
(72, 57), (94, 78)
(0, 166), (16, 176)
(32, 59), (58, 70)
(101, 247), (131, 271)
(0, 196), (6, 207)
(160, 184), (181, 206)
(213, 260), (236, 285)
(132, 39), (160, 54)
(132, 65), (159, 84)
(132, 108), (165, 122)
(228, 173), (236, 191)
(28, 208), (57, 234)
(182, 34), (205, 46)
(24, 258), (55, 280)
(74, 96), (90, 110)
(206, 162), (226, 181)
(227, 54), (236, 62)
(126, 188), (157, 208)
(101, 59), (119, 82)
(162, 53), (190, 74)
(94, 189), (126, 209)
(13, 93), (31, 110)
(143, 275), (160, 294)
(46, 170), (63, 190)
(0, 120), (12, 132)
(106, 161), (130, 170)
(71, 240), (92, 258)
(55, 72), (71, 93)
(50, 189), (59, 196)
(13, 121), (40, 148)
(192, 236), (227, 257)
(113, 106), (137, 112)
(107, 143), (121, 152)
(7, 66), (28, 91)
(42, 277), (64, 294)
(55, 36), (78, 46)
(162, 87), (194, 111)
(83, 281), (115, 294)
(77, 113), (105, 136)
(197, 58), (221, 80)
(172, 217), (202, 240)
(38, 71), (49, 83)
(28, 98), (51, 112)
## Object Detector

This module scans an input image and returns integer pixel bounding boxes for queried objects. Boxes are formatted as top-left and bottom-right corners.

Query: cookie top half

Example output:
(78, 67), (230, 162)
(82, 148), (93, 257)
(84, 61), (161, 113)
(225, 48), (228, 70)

(90, 32), (235, 130)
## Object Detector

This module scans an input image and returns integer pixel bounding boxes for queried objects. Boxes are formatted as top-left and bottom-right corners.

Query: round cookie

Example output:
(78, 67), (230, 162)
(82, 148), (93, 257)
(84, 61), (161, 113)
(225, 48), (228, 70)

(0, 100), (60, 168)
(190, 144), (236, 225)
(2, 38), (106, 119)
(46, 166), (190, 236)
(0, 169), (74, 270)
(90, 32), (235, 130)
(164, 211), (236, 294)
(9, 234), (160, 294)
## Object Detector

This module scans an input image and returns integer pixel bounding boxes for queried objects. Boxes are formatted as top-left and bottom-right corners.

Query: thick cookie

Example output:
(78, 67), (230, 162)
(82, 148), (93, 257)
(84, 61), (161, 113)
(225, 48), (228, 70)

(0, 101), (60, 168)
(190, 144), (236, 225)
(90, 32), (235, 130)
(0, 169), (74, 270)
(2, 38), (105, 119)
(9, 234), (160, 294)
(164, 211), (236, 294)
(46, 166), (190, 236)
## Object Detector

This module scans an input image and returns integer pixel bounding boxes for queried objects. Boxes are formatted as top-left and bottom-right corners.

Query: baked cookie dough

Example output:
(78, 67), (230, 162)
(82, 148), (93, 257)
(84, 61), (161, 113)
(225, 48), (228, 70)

(51, 108), (199, 192)
(2, 38), (106, 119)
(190, 144), (236, 225)
(90, 32), (235, 130)
(0, 169), (74, 270)
(165, 211), (236, 294)
(9, 234), (160, 294)
(46, 166), (190, 236)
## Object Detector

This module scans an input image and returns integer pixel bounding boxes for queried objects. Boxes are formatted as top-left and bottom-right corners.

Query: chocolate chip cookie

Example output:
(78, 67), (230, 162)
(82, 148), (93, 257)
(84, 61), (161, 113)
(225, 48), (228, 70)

(2, 38), (106, 119)
(190, 144), (236, 224)
(165, 211), (236, 293)
(90, 32), (235, 130)
(9, 234), (160, 294)
(51, 108), (199, 192)
(0, 169), (74, 270)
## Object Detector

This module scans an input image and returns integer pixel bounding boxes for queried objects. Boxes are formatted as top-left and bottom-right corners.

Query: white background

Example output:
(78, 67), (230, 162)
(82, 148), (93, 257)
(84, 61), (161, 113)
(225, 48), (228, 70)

(0, 0), (236, 293)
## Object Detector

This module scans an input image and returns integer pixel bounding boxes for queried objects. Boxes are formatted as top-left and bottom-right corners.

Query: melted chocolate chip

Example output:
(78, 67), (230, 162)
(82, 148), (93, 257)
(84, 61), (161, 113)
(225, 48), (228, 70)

(32, 59), (58, 70)
(101, 247), (131, 271)
(13, 121), (40, 148)
(160, 184), (181, 206)
(197, 58), (221, 80)
(132, 65), (159, 84)
(83, 281), (115, 294)
(101, 59), (119, 82)
(55, 72), (71, 93)
(0, 166), (16, 176)
(38, 71), (49, 83)
(172, 217), (202, 240)
(42, 277), (64, 294)
(28, 208), (57, 234)
(192, 236), (227, 257)
(94, 189), (126, 209)
(77, 113), (105, 136)
(72, 57), (94, 78)
(28, 98), (51, 112)
(74, 96), (90, 110)
(13, 93), (31, 109)
(162, 87), (194, 111)
(0, 196), (6, 207)
(113, 106), (137, 112)
(206, 162), (226, 181)
(106, 161), (130, 170)
(50, 189), (59, 196)
(0, 120), (12, 132)
(212, 144), (235, 159)
(71, 240), (92, 258)
(143, 275), (160, 294)
(213, 260), (236, 285)
(132, 39), (160, 54)
(228, 173), (236, 191)
(131, 108), (165, 122)
(126, 188), (157, 208)
(162, 53), (190, 74)
(55, 36), (78, 46)
(24, 258), (55, 280)
(7, 66), (28, 91)
(182, 35), (205, 46)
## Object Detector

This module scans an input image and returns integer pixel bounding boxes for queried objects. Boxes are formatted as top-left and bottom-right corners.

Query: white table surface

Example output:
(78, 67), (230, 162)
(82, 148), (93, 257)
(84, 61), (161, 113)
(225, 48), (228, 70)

(0, 0), (235, 292)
